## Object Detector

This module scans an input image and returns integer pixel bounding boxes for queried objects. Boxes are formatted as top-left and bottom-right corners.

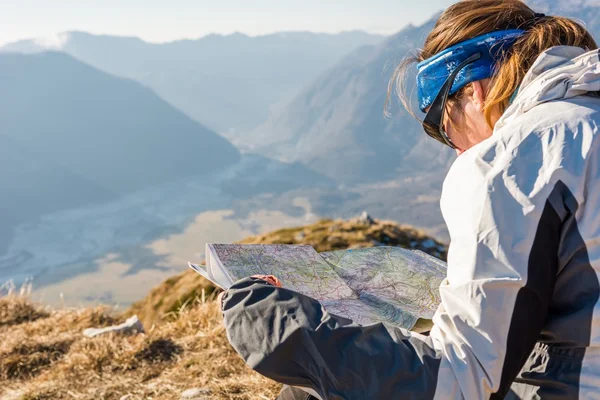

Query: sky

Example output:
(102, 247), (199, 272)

(0, 0), (457, 46)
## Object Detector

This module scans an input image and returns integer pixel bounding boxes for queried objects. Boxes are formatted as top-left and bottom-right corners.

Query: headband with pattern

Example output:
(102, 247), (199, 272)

(416, 29), (526, 112)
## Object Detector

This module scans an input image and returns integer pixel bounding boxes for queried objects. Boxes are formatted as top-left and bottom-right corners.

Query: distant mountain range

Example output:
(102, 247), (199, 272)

(528, 0), (600, 17)
(1, 31), (384, 136)
(0, 51), (240, 252)
(245, 19), (454, 183)
(0, 51), (335, 282)
(3, 3), (597, 188)
(245, 0), (600, 183)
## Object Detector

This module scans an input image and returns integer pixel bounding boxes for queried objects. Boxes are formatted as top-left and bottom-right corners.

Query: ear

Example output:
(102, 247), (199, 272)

(470, 80), (486, 111)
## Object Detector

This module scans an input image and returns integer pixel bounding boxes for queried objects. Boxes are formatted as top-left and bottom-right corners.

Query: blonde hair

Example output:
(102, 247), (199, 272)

(386, 0), (598, 128)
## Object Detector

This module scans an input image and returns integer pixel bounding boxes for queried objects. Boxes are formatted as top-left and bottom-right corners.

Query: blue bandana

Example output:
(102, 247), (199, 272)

(416, 29), (525, 112)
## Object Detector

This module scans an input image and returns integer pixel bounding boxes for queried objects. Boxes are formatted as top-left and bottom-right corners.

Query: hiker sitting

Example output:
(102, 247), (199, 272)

(221, 1), (600, 398)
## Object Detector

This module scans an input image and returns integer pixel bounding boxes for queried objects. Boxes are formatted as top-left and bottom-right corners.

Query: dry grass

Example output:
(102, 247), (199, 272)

(0, 217), (447, 399)
(128, 267), (216, 327)
(0, 294), (280, 400)
(239, 218), (446, 258)
(0, 297), (50, 328)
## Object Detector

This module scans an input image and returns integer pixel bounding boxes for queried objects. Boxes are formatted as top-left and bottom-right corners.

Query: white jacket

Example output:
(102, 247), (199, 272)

(222, 46), (600, 399)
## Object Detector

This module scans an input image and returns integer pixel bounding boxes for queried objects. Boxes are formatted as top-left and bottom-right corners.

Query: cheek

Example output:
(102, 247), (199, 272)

(445, 108), (469, 147)
(445, 104), (492, 151)
(464, 106), (493, 141)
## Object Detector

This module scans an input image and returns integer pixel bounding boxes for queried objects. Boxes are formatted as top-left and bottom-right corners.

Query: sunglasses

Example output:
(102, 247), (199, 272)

(422, 52), (482, 149)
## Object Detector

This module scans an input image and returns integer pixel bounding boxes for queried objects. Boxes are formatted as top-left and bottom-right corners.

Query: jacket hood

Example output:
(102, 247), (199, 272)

(496, 46), (600, 131)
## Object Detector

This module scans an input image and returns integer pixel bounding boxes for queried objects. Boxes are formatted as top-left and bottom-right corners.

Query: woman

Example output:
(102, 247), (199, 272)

(221, 1), (600, 398)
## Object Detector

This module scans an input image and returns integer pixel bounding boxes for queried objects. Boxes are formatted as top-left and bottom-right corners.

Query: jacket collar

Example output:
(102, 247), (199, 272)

(495, 46), (600, 131)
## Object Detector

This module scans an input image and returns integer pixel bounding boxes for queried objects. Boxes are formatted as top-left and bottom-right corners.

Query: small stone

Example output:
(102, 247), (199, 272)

(294, 231), (306, 241)
(357, 211), (375, 225)
(181, 388), (211, 399)
(120, 395), (132, 400)
(83, 315), (144, 338)
(421, 239), (436, 249)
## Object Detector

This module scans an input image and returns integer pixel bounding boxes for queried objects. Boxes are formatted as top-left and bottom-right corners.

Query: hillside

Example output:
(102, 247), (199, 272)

(245, 18), (453, 183)
(0, 51), (240, 254)
(1, 31), (384, 135)
(0, 52), (240, 193)
(0, 295), (274, 400)
(0, 217), (446, 400)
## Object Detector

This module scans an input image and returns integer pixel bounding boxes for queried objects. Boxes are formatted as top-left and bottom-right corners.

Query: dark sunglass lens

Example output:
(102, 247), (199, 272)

(421, 52), (481, 149)
(422, 120), (446, 145)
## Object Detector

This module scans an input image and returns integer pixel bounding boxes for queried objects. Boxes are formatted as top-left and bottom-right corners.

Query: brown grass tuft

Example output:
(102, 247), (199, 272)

(0, 297), (280, 399)
(0, 339), (72, 380)
(0, 297), (49, 327)
(134, 338), (182, 364)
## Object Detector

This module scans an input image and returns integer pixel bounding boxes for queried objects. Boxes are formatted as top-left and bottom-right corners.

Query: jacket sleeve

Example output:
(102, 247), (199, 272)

(222, 137), (567, 399)
(222, 277), (442, 400)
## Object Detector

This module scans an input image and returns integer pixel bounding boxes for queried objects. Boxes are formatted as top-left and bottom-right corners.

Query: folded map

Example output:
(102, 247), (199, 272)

(189, 244), (446, 332)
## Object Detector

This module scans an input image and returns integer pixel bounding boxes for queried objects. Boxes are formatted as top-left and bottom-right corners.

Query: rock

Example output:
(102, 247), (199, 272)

(181, 388), (211, 399)
(421, 239), (436, 249)
(83, 315), (144, 338)
(294, 231), (306, 241)
(357, 211), (375, 225)
(120, 395), (132, 400)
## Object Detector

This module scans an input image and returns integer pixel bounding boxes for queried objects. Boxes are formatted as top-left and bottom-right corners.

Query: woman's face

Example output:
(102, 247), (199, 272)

(443, 79), (496, 155)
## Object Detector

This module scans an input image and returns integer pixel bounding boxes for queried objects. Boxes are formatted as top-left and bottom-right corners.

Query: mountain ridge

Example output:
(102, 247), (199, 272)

(1, 31), (384, 135)
(245, 1), (600, 184)
(2, 29), (383, 50)
(245, 18), (451, 183)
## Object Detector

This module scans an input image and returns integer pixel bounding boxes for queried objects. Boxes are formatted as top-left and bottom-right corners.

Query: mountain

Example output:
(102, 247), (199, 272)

(246, 0), (600, 183)
(528, 0), (600, 35)
(246, 19), (453, 182)
(0, 52), (240, 252)
(528, 0), (600, 18)
(1, 31), (384, 136)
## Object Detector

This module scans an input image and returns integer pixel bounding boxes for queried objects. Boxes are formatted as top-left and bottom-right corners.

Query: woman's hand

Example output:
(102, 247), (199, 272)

(250, 274), (283, 288)
(217, 275), (283, 310)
